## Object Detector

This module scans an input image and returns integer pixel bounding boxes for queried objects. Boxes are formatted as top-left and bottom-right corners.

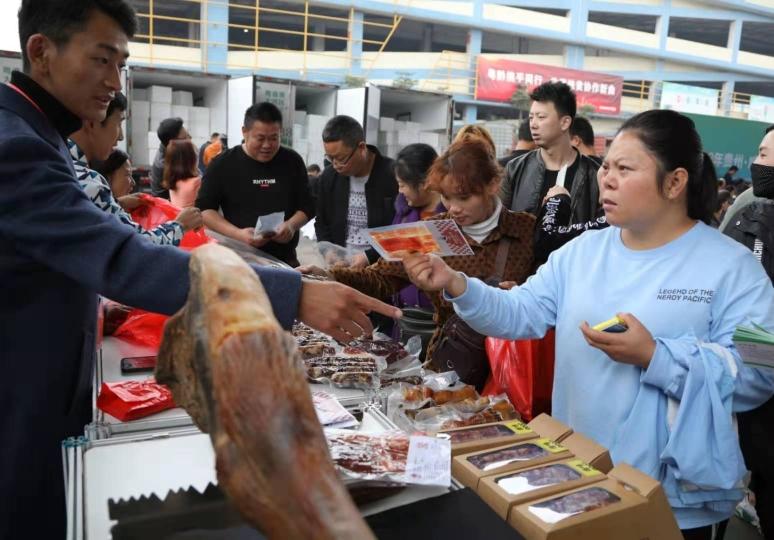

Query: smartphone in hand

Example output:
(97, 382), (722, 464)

(593, 316), (628, 333)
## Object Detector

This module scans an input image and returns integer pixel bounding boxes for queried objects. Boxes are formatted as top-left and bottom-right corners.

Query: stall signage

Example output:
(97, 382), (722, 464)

(475, 57), (623, 115)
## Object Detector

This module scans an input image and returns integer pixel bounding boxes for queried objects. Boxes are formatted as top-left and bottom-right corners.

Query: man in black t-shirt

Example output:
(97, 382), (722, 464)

(197, 103), (314, 267)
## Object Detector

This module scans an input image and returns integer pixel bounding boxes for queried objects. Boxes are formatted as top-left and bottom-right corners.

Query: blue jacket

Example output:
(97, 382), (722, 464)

(0, 82), (301, 539)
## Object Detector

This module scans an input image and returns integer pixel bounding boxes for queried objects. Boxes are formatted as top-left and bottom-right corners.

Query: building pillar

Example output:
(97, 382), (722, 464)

(422, 24), (433, 52)
(312, 23), (326, 52)
(728, 19), (743, 63)
(566, 0), (588, 69)
(349, 10), (364, 75)
(467, 28), (482, 98)
(721, 80), (735, 116)
(202, 1), (228, 73)
(464, 104), (478, 124)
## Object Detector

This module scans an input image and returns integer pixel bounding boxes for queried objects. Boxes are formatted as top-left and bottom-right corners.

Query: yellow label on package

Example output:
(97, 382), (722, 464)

(504, 421), (533, 435)
(535, 438), (567, 454)
(566, 459), (602, 477)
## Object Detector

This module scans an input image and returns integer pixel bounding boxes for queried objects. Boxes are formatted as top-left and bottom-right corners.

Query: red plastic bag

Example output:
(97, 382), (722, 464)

(112, 310), (168, 349)
(130, 193), (212, 250)
(482, 330), (556, 421)
(96, 380), (175, 421)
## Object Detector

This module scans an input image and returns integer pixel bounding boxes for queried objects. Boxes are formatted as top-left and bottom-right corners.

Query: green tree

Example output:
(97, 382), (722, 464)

(510, 84), (531, 120)
(393, 72), (417, 90)
(344, 75), (366, 88)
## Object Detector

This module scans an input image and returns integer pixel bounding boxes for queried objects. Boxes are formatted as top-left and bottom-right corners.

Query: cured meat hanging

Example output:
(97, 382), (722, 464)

(155, 244), (375, 540)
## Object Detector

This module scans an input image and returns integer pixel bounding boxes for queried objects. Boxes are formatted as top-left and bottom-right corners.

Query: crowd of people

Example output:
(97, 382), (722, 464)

(2, 1), (774, 540)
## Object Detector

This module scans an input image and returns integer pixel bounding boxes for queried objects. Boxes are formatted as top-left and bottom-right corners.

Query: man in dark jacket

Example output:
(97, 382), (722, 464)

(501, 82), (600, 224)
(724, 125), (774, 539)
(0, 3), (399, 538)
(315, 115), (398, 267)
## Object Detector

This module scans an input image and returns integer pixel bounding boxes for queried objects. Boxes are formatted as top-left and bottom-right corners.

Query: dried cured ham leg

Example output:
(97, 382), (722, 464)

(155, 244), (374, 540)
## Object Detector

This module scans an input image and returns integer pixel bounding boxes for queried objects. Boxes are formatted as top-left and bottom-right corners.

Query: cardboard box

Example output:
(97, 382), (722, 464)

(478, 458), (607, 519)
(440, 420), (538, 457)
(508, 464), (682, 540)
(452, 418), (606, 492)
(148, 85), (172, 104)
(172, 90), (193, 106)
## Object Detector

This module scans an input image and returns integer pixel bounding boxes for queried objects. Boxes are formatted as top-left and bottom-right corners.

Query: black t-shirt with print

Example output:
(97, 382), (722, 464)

(196, 145), (315, 266)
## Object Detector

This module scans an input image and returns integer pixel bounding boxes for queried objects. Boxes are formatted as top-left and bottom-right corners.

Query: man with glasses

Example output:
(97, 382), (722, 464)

(151, 116), (191, 199)
(315, 115), (398, 268)
(197, 102), (314, 267)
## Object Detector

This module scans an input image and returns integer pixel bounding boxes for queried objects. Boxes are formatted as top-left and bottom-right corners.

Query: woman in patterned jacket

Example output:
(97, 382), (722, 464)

(300, 137), (535, 384)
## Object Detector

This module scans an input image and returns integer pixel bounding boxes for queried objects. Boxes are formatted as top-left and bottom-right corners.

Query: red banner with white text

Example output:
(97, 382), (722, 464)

(476, 58), (623, 115)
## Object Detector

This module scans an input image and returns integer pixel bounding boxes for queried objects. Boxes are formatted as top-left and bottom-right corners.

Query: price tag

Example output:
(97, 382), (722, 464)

(535, 438), (567, 454)
(405, 436), (451, 486)
(567, 459), (602, 477)
(504, 420), (533, 435)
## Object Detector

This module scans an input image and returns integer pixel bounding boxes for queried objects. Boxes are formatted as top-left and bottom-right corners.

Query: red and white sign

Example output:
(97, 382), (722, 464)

(476, 58), (623, 115)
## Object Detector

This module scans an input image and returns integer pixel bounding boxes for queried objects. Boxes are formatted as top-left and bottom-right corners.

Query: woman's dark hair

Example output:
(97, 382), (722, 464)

(716, 189), (733, 212)
(619, 109), (716, 224)
(93, 148), (129, 179)
(162, 139), (199, 191)
(427, 137), (502, 196)
(394, 143), (438, 189)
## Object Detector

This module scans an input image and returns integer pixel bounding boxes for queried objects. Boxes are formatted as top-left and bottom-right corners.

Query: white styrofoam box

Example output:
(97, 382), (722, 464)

(147, 130), (160, 146)
(147, 147), (157, 166)
(293, 141), (309, 156)
(172, 90), (194, 107)
(131, 101), (150, 133)
(148, 85), (172, 104)
(190, 106), (210, 125)
(305, 114), (329, 130)
(405, 121), (421, 132)
(419, 132), (441, 147)
(292, 123), (306, 142)
(294, 110), (307, 125)
(150, 102), (172, 120)
(132, 88), (148, 101)
(132, 144), (148, 165)
(379, 117), (395, 131)
(393, 121), (407, 131)
(397, 131), (417, 146)
(131, 129), (148, 148)
(171, 105), (190, 125)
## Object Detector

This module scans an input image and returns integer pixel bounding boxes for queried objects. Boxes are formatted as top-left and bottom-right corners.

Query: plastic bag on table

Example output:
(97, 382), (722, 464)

(317, 241), (365, 268)
(304, 350), (388, 390)
(254, 211), (285, 239)
(130, 194), (212, 250)
(112, 309), (168, 349)
(96, 380), (175, 421)
(349, 334), (422, 366)
(482, 331), (555, 422)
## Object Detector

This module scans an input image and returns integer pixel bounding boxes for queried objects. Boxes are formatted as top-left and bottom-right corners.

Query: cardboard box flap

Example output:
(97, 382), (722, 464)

(560, 432), (611, 471)
(608, 463), (661, 497)
(527, 414), (572, 442)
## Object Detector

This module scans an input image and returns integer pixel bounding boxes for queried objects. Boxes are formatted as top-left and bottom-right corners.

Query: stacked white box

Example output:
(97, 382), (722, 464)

(172, 90), (194, 106)
(292, 123), (306, 143)
(150, 102), (172, 134)
(294, 110), (307, 126)
(148, 85), (172, 103)
(189, 106), (211, 138)
(379, 117), (395, 131)
(171, 105), (190, 125)
(419, 131), (442, 148)
(131, 100), (150, 134)
(132, 88), (148, 101)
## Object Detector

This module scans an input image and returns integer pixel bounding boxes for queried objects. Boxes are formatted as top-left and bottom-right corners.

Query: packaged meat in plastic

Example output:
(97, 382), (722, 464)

(527, 487), (622, 524)
(325, 429), (450, 487)
(304, 353), (388, 389)
(467, 442), (552, 472)
(496, 464), (583, 496)
(443, 423), (526, 445)
(348, 334), (421, 365)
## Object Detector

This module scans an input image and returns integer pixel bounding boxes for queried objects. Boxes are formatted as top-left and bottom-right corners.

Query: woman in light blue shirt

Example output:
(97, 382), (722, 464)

(403, 109), (774, 539)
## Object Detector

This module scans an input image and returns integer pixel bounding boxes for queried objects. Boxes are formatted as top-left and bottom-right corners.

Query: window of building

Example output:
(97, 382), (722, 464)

(668, 17), (730, 47)
(364, 19), (467, 53)
(739, 22), (774, 56)
(482, 31), (563, 55)
(128, 0), (201, 47)
(588, 11), (658, 34)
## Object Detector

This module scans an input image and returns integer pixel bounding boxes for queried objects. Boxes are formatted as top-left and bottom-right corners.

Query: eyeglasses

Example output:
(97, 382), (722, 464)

(325, 144), (360, 167)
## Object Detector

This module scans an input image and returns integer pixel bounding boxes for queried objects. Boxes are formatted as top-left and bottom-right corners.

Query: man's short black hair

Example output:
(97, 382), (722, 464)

(103, 91), (127, 124)
(517, 121), (533, 142)
(322, 115), (364, 149)
(570, 116), (595, 146)
(244, 102), (282, 129)
(727, 165), (739, 172)
(529, 81), (576, 120)
(307, 164), (321, 174)
(18, 0), (137, 72)
(157, 117), (184, 147)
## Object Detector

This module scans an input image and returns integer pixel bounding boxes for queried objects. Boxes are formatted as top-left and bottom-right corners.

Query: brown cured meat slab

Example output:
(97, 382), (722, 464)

(155, 244), (374, 540)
